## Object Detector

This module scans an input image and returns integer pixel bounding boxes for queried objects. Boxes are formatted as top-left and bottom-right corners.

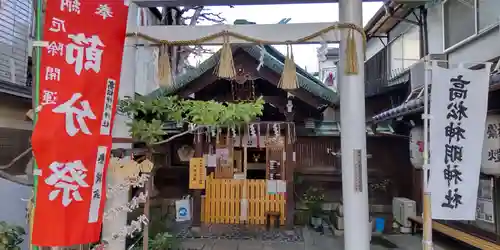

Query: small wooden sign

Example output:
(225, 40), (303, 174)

(189, 157), (206, 189)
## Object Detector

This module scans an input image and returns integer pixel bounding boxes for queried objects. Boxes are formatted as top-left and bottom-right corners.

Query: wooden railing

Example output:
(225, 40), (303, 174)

(202, 177), (286, 225)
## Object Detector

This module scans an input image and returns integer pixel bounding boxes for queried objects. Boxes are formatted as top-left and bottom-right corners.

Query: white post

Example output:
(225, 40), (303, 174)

(102, 3), (138, 250)
(421, 61), (433, 250)
(338, 0), (370, 250)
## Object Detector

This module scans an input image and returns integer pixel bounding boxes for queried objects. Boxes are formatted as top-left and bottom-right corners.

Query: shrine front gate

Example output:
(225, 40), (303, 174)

(201, 177), (286, 225)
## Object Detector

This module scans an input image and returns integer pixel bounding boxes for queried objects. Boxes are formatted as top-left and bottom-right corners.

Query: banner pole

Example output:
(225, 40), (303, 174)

(422, 60), (433, 250)
(31, 0), (42, 248)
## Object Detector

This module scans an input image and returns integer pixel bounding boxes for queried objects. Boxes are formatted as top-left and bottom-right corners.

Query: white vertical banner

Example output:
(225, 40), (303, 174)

(429, 64), (490, 220)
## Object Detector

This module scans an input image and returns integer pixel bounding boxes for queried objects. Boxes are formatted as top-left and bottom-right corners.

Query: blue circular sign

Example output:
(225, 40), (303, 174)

(179, 207), (187, 217)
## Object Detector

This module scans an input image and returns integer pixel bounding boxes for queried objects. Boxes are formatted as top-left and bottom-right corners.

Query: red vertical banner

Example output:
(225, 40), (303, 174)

(31, 0), (128, 246)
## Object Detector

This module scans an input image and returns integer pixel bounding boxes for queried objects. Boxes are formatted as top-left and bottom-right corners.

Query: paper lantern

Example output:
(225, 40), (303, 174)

(409, 126), (424, 169)
(481, 114), (500, 176)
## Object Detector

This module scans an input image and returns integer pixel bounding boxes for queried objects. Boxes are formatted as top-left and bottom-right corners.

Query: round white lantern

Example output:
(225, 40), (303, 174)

(481, 114), (500, 176)
(409, 126), (424, 169)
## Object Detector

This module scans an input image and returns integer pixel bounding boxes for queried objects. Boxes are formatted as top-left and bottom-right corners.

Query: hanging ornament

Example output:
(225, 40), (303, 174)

(211, 126), (216, 137)
(177, 145), (195, 162)
(278, 44), (298, 90)
(231, 126), (237, 138)
(250, 124), (256, 138)
(188, 123), (197, 131)
(226, 128), (230, 146)
(158, 44), (173, 88)
(257, 45), (265, 71)
(215, 127), (221, 144)
(273, 123), (280, 140)
(104, 191), (148, 219)
(345, 29), (359, 75)
(107, 174), (150, 198)
(139, 159), (153, 173)
(214, 31), (236, 79)
(250, 80), (256, 100)
(265, 123), (270, 146)
(287, 123), (292, 144)
(256, 124), (261, 148)
(110, 214), (149, 240)
(109, 158), (140, 181)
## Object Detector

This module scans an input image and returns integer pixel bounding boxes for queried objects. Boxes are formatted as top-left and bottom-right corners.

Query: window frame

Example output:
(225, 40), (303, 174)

(442, 0), (500, 52)
(387, 25), (421, 75)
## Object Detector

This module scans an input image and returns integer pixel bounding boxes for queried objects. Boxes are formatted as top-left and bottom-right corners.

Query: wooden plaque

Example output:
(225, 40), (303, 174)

(189, 157), (206, 189)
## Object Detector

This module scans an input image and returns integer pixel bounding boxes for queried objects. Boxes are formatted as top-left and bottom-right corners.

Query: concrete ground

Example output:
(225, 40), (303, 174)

(179, 228), (468, 250)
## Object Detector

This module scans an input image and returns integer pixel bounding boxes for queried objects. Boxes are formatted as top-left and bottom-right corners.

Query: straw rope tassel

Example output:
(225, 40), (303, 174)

(344, 29), (359, 75)
(158, 45), (173, 88)
(278, 44), (298, 90)
(215, 31), (236, 79)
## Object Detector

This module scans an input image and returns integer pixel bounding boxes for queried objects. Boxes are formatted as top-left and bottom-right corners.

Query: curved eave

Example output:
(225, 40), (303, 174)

(147, 45), (338, 105)
(372, 72), (500, 123)
(243, 46), (338, 104)
(0, 80), (32, 99)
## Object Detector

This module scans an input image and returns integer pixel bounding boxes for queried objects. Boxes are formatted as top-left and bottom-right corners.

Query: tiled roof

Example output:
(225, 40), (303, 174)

(148, 45), (339, 104)
(372, 72), (500, 123)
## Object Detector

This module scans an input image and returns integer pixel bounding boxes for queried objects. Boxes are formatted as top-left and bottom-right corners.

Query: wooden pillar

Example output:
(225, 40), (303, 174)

(192, 129), (204, 228)
(285, 97), (295, 229)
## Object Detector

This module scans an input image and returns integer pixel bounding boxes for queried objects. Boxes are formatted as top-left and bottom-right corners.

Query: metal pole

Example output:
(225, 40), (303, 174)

(338, 0), (370, 249)
(31, 0), (43, 248)
(422, 60), (433, 250)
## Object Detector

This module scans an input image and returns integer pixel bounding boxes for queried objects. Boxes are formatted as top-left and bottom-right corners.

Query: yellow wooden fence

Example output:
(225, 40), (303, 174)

(202, 178), (286, 225)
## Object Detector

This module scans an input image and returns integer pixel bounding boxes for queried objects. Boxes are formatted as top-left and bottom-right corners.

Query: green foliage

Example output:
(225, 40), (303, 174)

(128, 233), (179, 250)
(119, 95), (264, 145)
(303, 187), (325, 217)
(0, 221), (25, 250)
(149, 232), (179, 250)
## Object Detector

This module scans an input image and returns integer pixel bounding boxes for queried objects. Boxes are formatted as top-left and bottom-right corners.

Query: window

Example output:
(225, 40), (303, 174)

(478, 0), (498, 30)
(389, 26), (420, 73)
(443, 0), (499, 50)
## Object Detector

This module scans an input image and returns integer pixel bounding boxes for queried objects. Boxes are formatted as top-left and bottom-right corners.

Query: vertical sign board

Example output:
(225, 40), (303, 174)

(353, 149), (362, 192)
(190, 157), (206, 189)
(30, 0), (128, 246)
(429, 65), (490, 220)
(481, 114), (500, 175)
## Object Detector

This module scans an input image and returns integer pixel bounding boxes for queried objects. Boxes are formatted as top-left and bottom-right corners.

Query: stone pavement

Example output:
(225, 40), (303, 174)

(179, 227), (463, 250)
(180, 239), (304, 250)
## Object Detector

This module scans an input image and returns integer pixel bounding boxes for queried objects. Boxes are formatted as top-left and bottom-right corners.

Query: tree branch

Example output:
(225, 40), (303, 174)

(189, 7), (203, 25)
(0, 171), (33, 186)
(0, 147), (32, 170)
(197, 10), (225, 24)
(176, 7), (204, 72)
(152, 126), (203, 145)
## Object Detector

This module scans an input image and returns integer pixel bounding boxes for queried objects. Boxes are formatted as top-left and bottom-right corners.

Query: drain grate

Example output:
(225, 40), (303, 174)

(370, 235), (398, 248)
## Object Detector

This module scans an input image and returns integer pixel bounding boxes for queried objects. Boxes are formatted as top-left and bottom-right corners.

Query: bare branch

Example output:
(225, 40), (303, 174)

(189, 7), (203, 25)
(197, 10), (226, 24)
(173, 5), (226, 71)
(0, 171), (33, 186)
(0, 147), (32, 170)
(179, 46), (214, 56)
(152, 126), (205, 145)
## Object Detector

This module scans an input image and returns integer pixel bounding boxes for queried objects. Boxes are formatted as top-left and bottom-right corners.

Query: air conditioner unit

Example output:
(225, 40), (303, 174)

(410, 54), (447, 90)
(392, 197), (416, 233)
